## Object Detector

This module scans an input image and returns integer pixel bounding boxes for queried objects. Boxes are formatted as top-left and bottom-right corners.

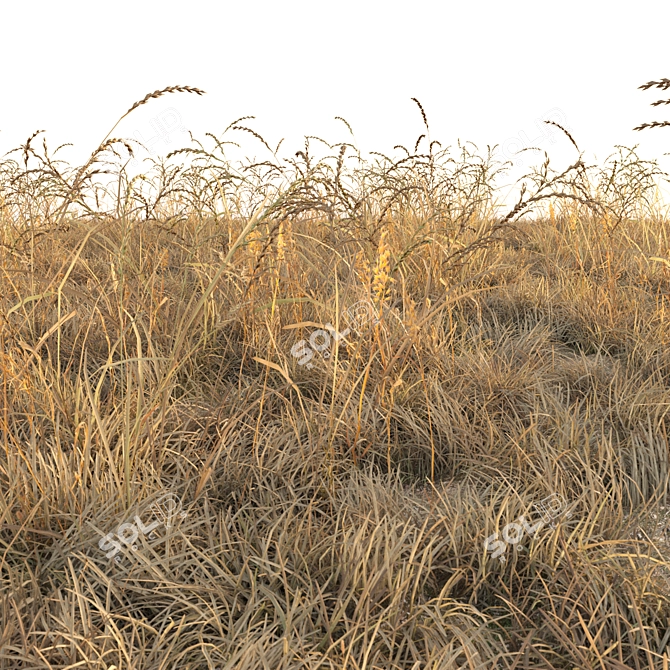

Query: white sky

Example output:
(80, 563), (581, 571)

(2, 0), (670, 204)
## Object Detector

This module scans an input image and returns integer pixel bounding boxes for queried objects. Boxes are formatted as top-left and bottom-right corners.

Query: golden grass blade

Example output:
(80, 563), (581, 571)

(252, 356), (299, 393)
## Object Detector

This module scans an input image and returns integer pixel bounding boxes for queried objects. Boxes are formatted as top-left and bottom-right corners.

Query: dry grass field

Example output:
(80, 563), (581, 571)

(2, 87), (670, 669)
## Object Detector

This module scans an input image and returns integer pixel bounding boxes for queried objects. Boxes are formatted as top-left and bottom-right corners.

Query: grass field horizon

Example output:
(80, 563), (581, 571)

(3, 85), (670, 669)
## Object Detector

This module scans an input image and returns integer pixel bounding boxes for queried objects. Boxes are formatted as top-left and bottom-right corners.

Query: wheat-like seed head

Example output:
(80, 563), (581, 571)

(353, 249), (371, 287)
(125, 85), (206, 116)
(634, 121), (670, 131)
(569, 209), (577, 233)
(411, 98), (429, 132)
(639, 78), (670, 91)
(98, 138), (135, 157)
(275, 220), (290, 263)
(160, 249), (170, 269)
(372, 228), (393, 307)
(247, 227), (263, 260)
(635, 78), (670, 131)
(544, 120), (580, 152)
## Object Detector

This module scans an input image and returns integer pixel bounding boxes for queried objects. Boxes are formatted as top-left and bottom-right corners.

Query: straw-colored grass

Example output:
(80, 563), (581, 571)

(2, 87), (670, 669)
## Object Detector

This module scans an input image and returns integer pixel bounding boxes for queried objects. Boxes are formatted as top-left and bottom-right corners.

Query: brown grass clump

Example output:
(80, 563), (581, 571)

(2, 89), (670, 669)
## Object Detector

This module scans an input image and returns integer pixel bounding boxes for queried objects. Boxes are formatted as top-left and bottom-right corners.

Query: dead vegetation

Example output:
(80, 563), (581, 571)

(1, 87), (670, 669)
